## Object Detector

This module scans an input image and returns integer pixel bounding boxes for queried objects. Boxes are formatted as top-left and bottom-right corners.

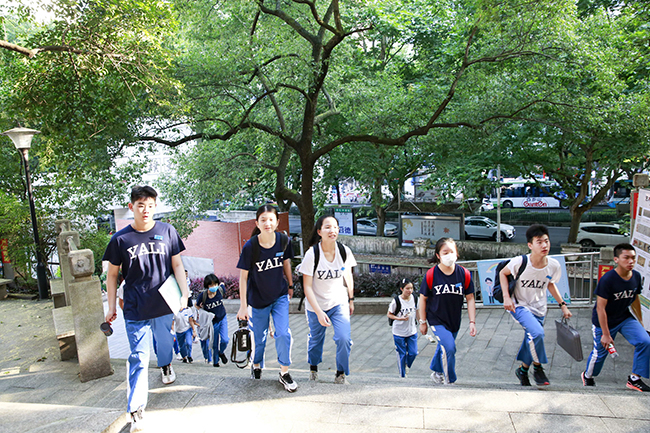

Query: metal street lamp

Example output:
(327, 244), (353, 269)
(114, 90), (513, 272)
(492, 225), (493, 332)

(2, 127), (50, 300)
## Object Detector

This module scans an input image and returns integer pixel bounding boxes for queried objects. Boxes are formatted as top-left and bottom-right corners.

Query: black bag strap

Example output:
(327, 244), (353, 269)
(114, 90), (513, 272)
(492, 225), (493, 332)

(251, 232), (290, 269)
(514, 254), (528, 281)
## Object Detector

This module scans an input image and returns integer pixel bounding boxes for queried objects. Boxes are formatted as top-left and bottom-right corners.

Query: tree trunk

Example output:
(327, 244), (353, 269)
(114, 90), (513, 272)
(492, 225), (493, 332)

(567, 206), (587, 244)
(375, 204), (386, 238)
(297, 157), (316, 242)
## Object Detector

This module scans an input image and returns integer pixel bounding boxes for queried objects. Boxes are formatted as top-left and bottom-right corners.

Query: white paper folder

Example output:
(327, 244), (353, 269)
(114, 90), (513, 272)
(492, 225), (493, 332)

(158, 274), (182, 313)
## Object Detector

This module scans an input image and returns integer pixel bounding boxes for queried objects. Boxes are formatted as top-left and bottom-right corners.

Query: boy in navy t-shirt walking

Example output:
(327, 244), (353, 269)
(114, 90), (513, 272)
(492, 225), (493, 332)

(582, 243), (650, 392)
(103, 186), (189, 432)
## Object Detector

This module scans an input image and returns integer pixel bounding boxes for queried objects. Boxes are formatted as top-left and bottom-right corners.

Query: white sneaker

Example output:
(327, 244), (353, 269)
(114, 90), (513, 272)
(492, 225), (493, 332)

(161, 364), (176, 385)
(309, 370), (318, 381)
(334, 374), (347, 384)
(279, 372), (298, 392)
(130, 407), (145, 433)
(175, 353), (182, 361)
(431, 371), (445, 384)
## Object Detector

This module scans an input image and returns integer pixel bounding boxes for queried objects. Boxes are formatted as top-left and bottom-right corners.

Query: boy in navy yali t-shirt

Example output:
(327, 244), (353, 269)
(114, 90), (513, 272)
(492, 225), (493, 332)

(103, 186), (189, 430)
(582, 243), (650, 392)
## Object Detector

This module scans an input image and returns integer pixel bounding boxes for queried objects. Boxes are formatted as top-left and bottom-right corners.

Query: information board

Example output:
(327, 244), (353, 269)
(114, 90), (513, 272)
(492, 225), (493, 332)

(334, 208), (354, 236)
(400, 215), (462, 246)
(631, 188), (650, 331)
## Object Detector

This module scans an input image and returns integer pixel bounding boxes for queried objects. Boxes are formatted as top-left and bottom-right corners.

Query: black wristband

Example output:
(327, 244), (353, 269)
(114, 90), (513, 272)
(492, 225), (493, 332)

(559, 301), (567, 307)
(289, 285), (293, 289)
(349, 297), (355, 301)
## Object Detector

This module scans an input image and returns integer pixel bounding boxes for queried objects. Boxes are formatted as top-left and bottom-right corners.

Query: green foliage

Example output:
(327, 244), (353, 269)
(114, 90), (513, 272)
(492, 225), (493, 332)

(78, 228), (112, 278)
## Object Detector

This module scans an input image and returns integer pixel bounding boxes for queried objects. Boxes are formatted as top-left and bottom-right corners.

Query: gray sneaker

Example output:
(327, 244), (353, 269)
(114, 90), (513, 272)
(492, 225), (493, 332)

(161, 364), (176, 385)
(430, 371), (445, 384)
(309, 370), (318, 381)
(334, 374), (346, 384)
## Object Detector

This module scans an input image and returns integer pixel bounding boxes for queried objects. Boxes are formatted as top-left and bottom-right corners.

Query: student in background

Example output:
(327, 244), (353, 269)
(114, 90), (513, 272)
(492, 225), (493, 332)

(387, 278), (419, 378)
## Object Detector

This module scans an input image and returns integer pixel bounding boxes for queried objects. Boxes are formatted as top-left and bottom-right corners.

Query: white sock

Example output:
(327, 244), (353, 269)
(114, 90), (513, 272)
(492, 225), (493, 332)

(630, 374), (640, 381)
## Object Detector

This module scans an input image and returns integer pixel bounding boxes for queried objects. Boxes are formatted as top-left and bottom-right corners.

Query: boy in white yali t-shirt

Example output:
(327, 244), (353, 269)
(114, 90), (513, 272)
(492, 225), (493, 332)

(387, 278), (419, 377)
(499, 224), (571, 387)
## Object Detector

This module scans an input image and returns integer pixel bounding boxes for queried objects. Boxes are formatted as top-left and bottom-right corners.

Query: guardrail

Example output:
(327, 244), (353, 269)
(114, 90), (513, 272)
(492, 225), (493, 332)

(355, 251), (600, 303)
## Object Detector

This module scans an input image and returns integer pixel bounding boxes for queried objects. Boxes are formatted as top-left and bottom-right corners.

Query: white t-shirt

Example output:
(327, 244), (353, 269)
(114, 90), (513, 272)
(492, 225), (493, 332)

(299, 243), (357, 313)
(507, 254), (561, 317)
(388, 294), (417, 337)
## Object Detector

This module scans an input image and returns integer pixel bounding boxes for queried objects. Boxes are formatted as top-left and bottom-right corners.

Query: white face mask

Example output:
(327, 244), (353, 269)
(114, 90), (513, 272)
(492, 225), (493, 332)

(440, 252), (457, 268)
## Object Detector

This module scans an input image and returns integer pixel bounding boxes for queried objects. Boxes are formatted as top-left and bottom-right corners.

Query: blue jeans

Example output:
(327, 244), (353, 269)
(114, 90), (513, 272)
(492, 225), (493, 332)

(394, 334), (418, 378)
(307, 304), (352, 375)
(585, 317), (650, 378)
(125, 313), (174, 413)
(510, 307), (547, 366)
(200, 339), (212, 362)
(212, 317), (229, 364)
(250, 295), (292, 368)
(176, 328), (193, 359)
(430, 324), (459, 383)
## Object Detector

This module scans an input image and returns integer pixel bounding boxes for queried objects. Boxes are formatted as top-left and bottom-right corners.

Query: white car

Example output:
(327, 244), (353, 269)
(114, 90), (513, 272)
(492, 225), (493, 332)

(576, 223), (629, 247)
(464, 216), (516, 242)
(356, 218), (398, 237)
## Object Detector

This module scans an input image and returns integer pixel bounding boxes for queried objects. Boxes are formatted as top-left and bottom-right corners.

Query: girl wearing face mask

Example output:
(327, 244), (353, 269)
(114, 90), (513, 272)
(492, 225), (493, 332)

(418, 238), (477, 385)
(197, 274), (229, 366)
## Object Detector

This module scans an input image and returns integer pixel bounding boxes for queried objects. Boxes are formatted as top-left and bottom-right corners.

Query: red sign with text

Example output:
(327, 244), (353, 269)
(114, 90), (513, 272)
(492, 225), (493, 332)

(598, 264), (614, 281)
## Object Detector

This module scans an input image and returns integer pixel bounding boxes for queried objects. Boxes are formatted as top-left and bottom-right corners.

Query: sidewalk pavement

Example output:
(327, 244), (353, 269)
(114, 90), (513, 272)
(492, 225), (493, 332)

(1, 298), (649, 433)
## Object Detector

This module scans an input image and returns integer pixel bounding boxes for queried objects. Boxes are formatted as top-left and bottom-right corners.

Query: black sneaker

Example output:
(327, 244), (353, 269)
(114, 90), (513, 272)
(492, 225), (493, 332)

(251, 366), (262, 379)
(187, 356), (193, 364)
(581, 371), (595, 387)
(533, 365), (550, 386)
(181, 357), (188, 363)
(213, 362), (220, 367)
(219, 353), (228, 365)
(515, 366), (531, 386)
(279, 372), (298, 392)
(627, 376), (650, 392)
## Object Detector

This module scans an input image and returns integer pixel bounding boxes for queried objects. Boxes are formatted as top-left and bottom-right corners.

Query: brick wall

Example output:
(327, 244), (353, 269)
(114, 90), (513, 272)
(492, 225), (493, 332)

(116, 213), (290, 278)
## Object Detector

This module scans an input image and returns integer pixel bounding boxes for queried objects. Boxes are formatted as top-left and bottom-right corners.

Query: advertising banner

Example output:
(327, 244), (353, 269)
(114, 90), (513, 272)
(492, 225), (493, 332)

(631, 188), (650, 331)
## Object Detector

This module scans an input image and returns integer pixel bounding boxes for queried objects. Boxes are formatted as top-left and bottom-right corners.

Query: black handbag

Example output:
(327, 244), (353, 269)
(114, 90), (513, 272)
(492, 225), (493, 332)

(555, 317), (583, 362)
(231, 320), (252, 369)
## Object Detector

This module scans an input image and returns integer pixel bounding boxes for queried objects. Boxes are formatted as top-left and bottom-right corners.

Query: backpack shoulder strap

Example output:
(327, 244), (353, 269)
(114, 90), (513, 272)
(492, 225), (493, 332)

(250, 235), (260, 270)
(280, 232), (289, 253)
(312, 243), (320, 275)
(337, 241), (347, 263)
(460, 265), (471, 290)
(393, 294), (402, 314)
(515, 255), (528, 280)
(201, 289), (208, 307)
(426, 266), (436, 289)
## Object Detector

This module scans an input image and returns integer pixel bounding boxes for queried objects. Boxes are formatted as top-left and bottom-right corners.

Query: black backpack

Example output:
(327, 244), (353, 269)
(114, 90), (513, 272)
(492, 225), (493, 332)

(493, 255), (528, 303)
(388, 294), (418, 326)
(297, 241), (348, 311)
(250, 232), (290, 269)
(231, 319), (252, 369)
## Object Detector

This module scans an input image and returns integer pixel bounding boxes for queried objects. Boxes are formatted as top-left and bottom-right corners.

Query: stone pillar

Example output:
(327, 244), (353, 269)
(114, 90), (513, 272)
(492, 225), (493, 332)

(56, 226), (79, 305)
(68, 248), (113, 382)
(413, 238), (430, 257)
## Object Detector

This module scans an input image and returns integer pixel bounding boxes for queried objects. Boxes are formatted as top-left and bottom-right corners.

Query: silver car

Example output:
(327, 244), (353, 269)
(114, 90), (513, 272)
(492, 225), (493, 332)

(356, 218), (398, 237)
(464, 216), (516, 242)
(576, 223), (629, 247)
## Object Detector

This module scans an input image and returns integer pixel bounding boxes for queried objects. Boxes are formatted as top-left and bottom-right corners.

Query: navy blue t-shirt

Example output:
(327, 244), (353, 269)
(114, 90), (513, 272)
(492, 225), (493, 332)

(236, 232), (294, 309)
(103, 222), (185, 321)
(592, 269), (642, 329)
(420, 265), (474, 333)
(199, 289), (226, 324)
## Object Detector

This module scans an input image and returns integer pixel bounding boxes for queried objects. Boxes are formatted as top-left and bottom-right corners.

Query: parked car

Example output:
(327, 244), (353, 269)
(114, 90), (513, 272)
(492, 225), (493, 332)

(576, 222), (629, 247)
(464, 216), (516, 242)
(356, 218), (399, 237)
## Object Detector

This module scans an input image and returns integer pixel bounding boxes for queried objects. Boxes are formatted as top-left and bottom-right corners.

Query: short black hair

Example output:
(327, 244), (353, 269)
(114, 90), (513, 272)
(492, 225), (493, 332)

(526, 224), (549, 243)
(131, 185), (157, 203)
(203, 274), (220, 288)
(614, 243), (635, 258)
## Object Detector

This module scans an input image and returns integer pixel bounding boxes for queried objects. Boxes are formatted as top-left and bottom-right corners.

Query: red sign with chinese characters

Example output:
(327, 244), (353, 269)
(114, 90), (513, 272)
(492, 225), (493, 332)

(598, 264), (614, 281)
